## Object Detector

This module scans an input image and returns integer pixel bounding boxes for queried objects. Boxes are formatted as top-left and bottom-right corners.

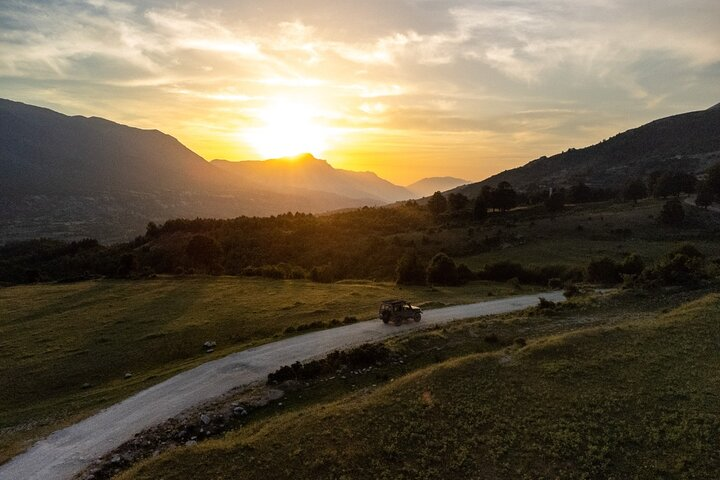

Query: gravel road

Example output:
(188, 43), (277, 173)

(0, 290), (564, 480)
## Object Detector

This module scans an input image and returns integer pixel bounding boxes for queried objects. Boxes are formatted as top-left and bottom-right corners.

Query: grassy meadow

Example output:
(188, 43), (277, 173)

(121, 288), (720, 479)
(458, 197), (720, 269)
(0, 275), (521, 464)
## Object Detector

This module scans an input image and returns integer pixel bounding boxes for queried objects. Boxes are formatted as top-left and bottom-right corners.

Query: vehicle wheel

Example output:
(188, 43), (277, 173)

(382, 314), (390, 324)
(414, 314), (421, 322)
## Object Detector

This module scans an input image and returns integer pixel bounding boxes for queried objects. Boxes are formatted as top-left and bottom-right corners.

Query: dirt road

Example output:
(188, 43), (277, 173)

(0, 290), (564, 480)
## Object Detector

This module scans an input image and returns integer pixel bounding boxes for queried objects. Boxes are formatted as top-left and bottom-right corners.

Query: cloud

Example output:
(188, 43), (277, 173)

(0, 0), (718, 180)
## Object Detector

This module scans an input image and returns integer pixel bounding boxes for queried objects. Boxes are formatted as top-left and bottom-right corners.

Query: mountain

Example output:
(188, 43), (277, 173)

(0, 99), (401, 243)
(405, 176), (469, 197)
(212, 154), (412, 204)
(451, 104), (720, 198)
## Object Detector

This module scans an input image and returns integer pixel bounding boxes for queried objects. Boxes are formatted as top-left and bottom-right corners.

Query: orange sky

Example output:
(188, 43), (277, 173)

(2, 0), (719, 184)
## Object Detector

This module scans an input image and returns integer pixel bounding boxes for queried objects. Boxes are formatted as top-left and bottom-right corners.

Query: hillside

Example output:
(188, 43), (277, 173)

(452, 104), (720, 197)
(405, 176), (469, 197)
(119, 288), (720, 480)
(0, 100), (400, 242)
(212, 154), (412, 204)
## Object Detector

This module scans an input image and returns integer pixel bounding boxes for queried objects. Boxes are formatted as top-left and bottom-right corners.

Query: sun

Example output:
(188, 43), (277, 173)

(245, 99), (331, 158)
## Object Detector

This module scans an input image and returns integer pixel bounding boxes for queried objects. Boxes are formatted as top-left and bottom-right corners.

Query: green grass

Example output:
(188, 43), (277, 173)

(0, 275), (520, 463)
(121, 289), (720, 479)
(457, 198), (720, 270)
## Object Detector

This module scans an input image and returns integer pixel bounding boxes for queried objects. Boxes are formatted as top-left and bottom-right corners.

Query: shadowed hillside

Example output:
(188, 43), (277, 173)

(0, 100), (404, 242)
(452, 104), (720, 197)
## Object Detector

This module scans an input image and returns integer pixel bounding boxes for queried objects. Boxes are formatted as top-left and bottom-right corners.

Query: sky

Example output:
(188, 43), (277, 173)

(1, 0), (719, 184)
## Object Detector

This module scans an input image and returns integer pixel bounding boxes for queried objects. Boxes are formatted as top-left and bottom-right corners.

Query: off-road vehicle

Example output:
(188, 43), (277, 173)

(379, 300), (422, 325)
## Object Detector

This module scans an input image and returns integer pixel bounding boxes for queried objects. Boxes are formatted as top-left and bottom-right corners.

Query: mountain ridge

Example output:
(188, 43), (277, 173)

(211, 154), (412, 204)
(0, 99), (405, 242)
(449, 103), (720, 198)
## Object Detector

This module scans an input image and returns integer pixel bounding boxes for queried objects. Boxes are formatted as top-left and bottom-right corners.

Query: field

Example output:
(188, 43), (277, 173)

(0, 276), (521, 464)
(120, 287), (720, 479)
(457, 198), (720, 270)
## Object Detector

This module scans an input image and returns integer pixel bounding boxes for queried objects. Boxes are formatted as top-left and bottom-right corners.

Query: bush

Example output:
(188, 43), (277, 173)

(671, 243), (704, 259)
(636, 244), (707, 287)
(396, 251), (426, 285)
(267, 343), (391, 384)
(548, 278), (563, 289)
(426, 253), (459, 285)
(538, 297), (556, 309)
(456, 264), (475, 283)
(659, 198), (684, 225)
(619, 253), (645, 276)
(654, 253), (706, 285)
(479, 261), (525, 282)
(587, 257), (621, 284)
(478, 261), (581, 286)
(563, 283), (581, 297)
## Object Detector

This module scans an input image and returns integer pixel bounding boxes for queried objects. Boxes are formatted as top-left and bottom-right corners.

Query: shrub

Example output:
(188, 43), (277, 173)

(426, 253), (459, 285)
(636, 244), (707, 287)
(548, 278), (563, 289)
(514, 337), (527, 347)
(396, 251), (426, 285)
(267, 343), (391, 384)
(563, 283), (581, 297)
(587, 257), (621, 284)
(538, 297), (556, 309)
(484, 333), (499, 343)
(654, 253), (705, 285)
(659, 198), (684, 225)
(456, 264), (475, 283)
(619, 253), (645, 276)
(671, 243), (704, 259)
(479, 261), (525, 282)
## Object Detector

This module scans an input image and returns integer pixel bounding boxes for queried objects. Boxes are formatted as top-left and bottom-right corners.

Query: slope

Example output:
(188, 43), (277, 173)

(121, 290), (720, 480)
(453, 103), (720, 197)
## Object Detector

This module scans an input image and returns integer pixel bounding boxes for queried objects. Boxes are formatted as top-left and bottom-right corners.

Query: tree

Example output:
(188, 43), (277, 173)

(695, 182), (714, 209)
(186, 234), (222, 269)
(117, 253), (137, 278)
(447, 192), (470, 212)
(586, 257), (621, 284)
(624, 178), (648, 204)
(653, 173), (681, 198)
(706, 162), (720, 196)
(146, 221), (160, 238)
(653, 172), (695, 198)
(491, 182), (517, 212)
(396, 251), (426, 285)
(569, 182), (592, 203)
(426, 253), (459, 285)
(473, 196), (488, 220)
(659, 198), (684, 225)
(427, 191), (448, 216)
(545, 189), (565, 212)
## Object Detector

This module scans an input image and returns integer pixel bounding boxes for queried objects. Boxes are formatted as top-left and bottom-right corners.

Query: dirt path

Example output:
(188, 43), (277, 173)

(0, 290), (564, 480)
(684, 195), (720, 213)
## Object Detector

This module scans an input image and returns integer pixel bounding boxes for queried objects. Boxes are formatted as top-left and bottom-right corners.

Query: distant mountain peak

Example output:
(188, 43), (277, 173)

(405, 176), (470, 197)
(708, 102), (720, 111)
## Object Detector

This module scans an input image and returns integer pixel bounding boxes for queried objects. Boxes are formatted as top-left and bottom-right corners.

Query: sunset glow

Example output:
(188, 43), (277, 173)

(245, 99), (332, 158)
(1, 1), (718, 182)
